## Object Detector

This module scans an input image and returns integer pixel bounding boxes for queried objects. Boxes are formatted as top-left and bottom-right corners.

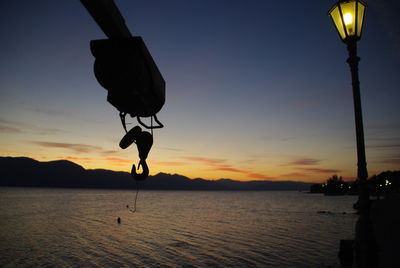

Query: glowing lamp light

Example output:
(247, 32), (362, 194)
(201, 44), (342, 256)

(328, 0), (367, 42)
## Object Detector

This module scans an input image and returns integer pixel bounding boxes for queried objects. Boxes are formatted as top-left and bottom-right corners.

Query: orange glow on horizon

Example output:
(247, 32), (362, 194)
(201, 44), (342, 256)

(1, 148), (395, 184)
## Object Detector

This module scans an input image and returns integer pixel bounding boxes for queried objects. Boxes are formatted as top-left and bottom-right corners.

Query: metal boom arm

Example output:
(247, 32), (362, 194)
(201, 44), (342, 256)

(80, 0), (132, 39)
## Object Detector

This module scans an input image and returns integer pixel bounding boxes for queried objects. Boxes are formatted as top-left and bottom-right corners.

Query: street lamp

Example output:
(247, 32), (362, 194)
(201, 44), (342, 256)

(328, 0), (366, 43)
(328, 1), (378, 268)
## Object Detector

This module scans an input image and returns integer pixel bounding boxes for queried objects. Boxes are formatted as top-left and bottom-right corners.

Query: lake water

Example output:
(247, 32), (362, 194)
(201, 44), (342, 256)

(0, 188), (358, 267)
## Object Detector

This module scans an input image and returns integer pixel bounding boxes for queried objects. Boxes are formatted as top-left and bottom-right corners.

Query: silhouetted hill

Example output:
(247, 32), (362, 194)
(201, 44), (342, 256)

(0, 157), (312, 190)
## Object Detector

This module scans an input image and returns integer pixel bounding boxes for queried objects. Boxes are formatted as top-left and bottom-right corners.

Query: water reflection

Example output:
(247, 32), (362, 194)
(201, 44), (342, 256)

(0, 188), (357, 267)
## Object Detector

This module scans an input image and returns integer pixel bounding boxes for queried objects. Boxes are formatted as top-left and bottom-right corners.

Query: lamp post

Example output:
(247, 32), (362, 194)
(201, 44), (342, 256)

(328, 1), (378, 267)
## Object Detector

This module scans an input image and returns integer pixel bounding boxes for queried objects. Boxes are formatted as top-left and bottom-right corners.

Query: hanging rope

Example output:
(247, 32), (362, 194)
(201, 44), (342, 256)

(129, 180), (140, 213)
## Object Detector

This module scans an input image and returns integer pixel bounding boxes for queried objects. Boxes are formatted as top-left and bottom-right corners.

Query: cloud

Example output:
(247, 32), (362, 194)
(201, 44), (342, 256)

(381, 158), (400, 165)
(183, 156), (275, 180)
(215, 167), (243, 173)
(279, 172), (333, 183)
(27, 107), (68, 117)
(278, 167), (342, 182)
(61, 156), (95, 163)
(59, 156), (135, 167)
(245, 172), (275, 180)
(31, 141), (128, 156)
(278, 157), (340, 178)
(150, 161), (187, 166)
(104, 157), (132, 166)
(286, 158), (321, 166)
(25, 107), (103, 123)
(381, 154), (400, 165)
(298, 167), (341, 174)
(214, 167), (274, 180)
(279, 172), (313, 179)
(258, 135), (296, 142)
(367, 123), (400, 130)
(0, 125), (24, 134)
(0, 118), (61, 136)
(161, 147), (186, 152)
(101, 150), (121, 155)
(366, 136), (400, 152)
(183, 156), (226, 166)
(367, 144), (400, 150)
(31, 141), (102, 154)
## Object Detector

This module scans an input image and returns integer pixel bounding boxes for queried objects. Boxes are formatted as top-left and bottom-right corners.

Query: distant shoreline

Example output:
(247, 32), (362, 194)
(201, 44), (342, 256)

(0, 186), (305, 192)
(0, 156), (312, 191)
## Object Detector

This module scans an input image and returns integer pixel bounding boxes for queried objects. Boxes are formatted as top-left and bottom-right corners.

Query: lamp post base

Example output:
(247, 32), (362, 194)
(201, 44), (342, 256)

(354, 207), (379, 268)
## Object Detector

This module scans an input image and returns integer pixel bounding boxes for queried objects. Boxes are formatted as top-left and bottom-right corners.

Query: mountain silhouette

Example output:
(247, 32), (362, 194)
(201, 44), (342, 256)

(0, 157), (312, 190)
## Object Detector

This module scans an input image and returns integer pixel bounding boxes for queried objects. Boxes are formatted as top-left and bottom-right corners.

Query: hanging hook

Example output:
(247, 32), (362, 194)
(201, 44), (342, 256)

(120, 125), (153, 181)
(131, 159), (149, 181)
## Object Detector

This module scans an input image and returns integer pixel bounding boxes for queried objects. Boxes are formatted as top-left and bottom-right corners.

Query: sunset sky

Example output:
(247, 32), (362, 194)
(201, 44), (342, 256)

(1, 0), (399, 182)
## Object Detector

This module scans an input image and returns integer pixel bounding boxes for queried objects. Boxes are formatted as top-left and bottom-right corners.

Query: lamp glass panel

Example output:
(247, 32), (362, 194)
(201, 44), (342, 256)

(329, 6), (346, 40)
(339, 1), (357, 37)
(357, 2), (366, 38)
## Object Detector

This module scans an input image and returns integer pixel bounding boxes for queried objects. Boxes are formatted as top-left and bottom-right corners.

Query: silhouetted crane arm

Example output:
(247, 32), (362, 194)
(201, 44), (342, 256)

(80, 0), (131, 39)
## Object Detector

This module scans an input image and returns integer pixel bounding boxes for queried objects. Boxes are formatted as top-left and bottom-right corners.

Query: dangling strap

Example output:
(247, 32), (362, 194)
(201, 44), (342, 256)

(137, 114), (164, 129)
(151, 115), (153, 136)
(119, 112), (128, 133)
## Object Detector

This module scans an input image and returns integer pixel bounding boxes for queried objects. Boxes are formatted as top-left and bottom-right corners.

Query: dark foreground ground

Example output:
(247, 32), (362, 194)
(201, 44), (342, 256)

(330, 194), (400, 268)
(370, 194), (400, 268)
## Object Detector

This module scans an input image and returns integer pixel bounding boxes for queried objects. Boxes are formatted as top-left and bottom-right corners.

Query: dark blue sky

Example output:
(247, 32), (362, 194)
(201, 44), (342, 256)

(1, 0), (399, 181)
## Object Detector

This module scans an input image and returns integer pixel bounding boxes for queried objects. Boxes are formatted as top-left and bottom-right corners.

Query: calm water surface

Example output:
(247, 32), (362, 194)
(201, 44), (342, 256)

(0, 188), (357, 267)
